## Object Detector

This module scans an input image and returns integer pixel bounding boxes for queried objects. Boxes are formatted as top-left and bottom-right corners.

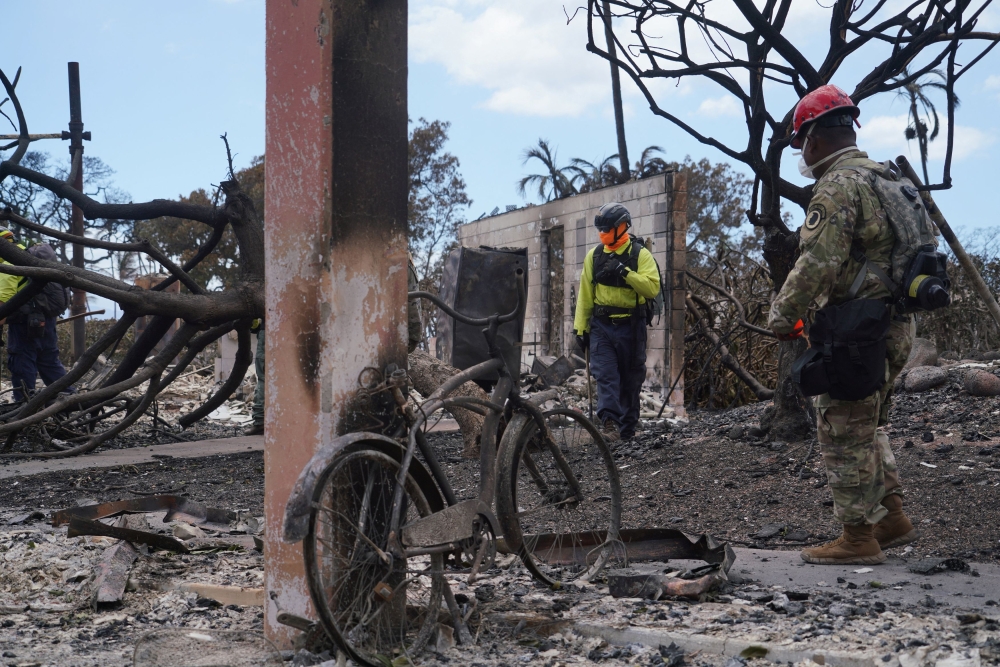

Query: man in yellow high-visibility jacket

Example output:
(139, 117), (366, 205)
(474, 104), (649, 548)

(0, 229), (70, 402)
(574, 203), (660, 443)
(0, 228), (28, 306)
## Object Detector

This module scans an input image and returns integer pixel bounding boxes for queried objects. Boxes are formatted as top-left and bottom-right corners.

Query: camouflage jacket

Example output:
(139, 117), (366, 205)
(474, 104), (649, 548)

(768, 149), (894, 334)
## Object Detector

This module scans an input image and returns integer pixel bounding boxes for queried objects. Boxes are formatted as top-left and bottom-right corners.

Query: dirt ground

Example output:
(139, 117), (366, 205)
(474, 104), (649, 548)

(0, 452), (265, 515)
(2, 377), (999, 666)
(424, 384), (1000, 565)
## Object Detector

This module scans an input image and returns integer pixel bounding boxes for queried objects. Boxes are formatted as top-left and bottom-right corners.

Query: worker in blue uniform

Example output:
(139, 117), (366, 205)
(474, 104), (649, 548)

(574, 203), (660, 442)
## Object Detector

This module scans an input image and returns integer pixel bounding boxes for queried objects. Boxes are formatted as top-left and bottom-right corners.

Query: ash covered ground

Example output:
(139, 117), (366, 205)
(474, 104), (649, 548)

(2, 372), (1000, 666)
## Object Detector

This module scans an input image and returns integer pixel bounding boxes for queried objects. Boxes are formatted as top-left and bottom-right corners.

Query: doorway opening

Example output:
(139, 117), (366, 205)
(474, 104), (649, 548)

(543, 226), (564, 356)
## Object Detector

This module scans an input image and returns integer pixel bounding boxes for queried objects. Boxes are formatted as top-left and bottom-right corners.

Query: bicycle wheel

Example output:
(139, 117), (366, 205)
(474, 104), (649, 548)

(496, 408), (622, 587)
(304, 444), (444, 666)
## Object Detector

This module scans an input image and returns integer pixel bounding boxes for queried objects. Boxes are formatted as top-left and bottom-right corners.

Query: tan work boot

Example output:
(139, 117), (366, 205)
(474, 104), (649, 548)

(800, 523), (886, 565)
(600, 419), (621, 444)
(873, 494), (918, 549)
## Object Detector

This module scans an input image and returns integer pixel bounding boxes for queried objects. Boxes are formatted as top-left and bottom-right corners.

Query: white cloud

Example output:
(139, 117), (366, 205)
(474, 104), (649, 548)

(410, 0), (695, 117)
(985, 75), (1000, 97)
(697, 96), (742, 118)
(857, 114), (994, 163)
(410, 1), (610, 117)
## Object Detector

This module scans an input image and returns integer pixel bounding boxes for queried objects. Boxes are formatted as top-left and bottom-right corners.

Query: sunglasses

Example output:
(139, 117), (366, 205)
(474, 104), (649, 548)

(595, 218), (624, 233)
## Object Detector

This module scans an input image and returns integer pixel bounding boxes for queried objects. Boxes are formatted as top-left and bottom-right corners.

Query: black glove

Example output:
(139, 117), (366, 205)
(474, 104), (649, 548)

(608, 257), (630, 280)
(576, 331), (590, 353)
(596, 257), (629, 283)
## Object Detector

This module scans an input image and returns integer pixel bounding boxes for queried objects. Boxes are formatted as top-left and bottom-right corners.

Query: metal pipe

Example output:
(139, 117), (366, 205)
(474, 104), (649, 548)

(67, 62), (87, 363)
(0, 133), (62, 141)
(896, 155), (1000, 329)
(56, 309), (105, 325)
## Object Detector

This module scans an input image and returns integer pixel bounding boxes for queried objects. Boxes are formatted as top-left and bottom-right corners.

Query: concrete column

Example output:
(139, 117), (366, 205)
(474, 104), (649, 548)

(666, 172), (688, 413)
(264, 0), (408, 646)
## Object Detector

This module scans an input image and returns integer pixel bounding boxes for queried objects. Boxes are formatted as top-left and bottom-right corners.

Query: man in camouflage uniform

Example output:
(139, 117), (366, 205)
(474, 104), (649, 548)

(768, 85), (918, 565)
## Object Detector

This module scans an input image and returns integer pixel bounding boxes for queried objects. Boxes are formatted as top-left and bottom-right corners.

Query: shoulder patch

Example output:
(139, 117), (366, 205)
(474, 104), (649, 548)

(804, 206), (825, 231)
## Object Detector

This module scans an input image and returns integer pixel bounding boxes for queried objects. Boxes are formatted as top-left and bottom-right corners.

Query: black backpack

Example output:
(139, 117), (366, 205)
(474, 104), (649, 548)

(25, 244), (69, 318)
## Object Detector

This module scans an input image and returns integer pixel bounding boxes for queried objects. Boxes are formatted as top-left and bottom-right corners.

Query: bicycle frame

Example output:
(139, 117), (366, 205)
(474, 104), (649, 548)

(385, 271), (525, 557)
(283, 266), (624, 664)
(283, 267), (582, 557)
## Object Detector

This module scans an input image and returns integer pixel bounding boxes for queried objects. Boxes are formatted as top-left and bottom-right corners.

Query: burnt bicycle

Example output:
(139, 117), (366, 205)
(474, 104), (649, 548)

(282, 269), (622, 666)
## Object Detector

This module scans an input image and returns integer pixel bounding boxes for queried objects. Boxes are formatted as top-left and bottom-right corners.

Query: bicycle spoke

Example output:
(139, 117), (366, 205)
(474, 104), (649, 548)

(500, 408), (622, 586)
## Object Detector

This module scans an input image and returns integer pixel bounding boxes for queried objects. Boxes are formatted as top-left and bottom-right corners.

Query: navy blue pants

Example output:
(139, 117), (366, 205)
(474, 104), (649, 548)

(589, 315), (647, 438)
(8, 318), (68, 402)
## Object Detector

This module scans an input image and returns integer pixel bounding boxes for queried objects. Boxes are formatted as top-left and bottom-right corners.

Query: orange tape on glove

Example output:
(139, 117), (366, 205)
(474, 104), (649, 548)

(775, 319), (804, 342)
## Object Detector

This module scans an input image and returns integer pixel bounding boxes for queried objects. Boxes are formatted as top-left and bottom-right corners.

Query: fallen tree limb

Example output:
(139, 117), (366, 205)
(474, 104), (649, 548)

(686, 270), (775, 338)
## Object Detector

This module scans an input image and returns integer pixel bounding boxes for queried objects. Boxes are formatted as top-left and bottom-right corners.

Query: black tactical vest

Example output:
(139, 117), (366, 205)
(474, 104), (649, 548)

(591, 240), (641, 288)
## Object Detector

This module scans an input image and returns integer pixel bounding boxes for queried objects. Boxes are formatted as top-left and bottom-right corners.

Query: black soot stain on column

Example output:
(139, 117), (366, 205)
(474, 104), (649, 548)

(297, 307), (321, 397)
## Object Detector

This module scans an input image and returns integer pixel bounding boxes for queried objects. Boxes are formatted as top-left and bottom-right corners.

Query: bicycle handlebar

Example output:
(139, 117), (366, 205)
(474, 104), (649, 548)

(409, 268), (524, 326)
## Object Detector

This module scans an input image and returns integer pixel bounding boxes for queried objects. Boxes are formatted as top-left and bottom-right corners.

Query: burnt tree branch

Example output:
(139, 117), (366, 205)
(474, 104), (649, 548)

(0, 66), (266, 456)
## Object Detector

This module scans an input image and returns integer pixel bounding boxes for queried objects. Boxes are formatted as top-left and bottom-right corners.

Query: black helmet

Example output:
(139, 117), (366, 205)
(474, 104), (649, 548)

(594, 202), (631, 232)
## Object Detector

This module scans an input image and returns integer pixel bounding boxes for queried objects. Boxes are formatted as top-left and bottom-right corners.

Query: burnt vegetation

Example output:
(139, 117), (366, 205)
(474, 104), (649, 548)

(0, 67), (264, 458)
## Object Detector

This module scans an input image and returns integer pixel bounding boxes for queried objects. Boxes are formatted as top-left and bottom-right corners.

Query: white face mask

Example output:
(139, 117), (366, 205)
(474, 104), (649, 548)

(798, 145), (857, 180)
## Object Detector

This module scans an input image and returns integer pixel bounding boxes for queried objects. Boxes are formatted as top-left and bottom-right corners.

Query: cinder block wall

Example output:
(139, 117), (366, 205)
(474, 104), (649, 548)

(457, 173), (687, 408)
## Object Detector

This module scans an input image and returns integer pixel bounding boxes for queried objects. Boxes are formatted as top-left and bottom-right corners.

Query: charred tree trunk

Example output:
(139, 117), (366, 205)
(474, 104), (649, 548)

(760, 337), (816, 441)
(759, 188), (814, 442)
(408, 350), (487, 459)
(759, 216), (815, 442)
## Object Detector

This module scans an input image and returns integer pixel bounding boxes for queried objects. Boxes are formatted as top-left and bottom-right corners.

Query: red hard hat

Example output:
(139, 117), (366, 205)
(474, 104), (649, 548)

(790, 84), (860, 148)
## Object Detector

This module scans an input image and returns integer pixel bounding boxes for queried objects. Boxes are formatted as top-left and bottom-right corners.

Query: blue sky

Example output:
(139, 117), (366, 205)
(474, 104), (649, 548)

(3, 0), (999, 248)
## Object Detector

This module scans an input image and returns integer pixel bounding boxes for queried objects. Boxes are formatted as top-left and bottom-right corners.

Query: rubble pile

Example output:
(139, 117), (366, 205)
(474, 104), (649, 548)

(147, 370), (257, 426)
(0, 366), (258, 456)
(281, 551), (998, 667)
(896, 354), (1000, 399)
(526, 354), (681, 421)
(0, 504), (265, 667)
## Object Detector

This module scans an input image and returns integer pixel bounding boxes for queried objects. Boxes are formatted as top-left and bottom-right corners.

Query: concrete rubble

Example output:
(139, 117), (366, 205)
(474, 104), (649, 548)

(526, 358), (682, 422)
(897, 356), (1000, 397)
(3, 493), (997, 667)
(0, 504), (265, 667)
(276, 548), (999, 667)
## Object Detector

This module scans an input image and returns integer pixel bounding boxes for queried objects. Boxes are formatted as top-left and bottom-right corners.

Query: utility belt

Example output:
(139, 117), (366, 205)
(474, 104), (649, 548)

(791, 298), (890, 401)
(593, 304), (646, 323)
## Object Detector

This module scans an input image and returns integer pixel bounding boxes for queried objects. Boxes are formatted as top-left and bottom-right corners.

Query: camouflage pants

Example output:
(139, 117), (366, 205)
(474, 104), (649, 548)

(815, 314), (914, 525)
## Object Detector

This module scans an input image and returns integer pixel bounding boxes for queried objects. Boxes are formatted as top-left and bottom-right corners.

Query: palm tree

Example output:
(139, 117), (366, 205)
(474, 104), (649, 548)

(893, 67), (960, 185)
(567, 154), (622, 193)
(517, 139), (577, 201)
(633, 145), (671, 178)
